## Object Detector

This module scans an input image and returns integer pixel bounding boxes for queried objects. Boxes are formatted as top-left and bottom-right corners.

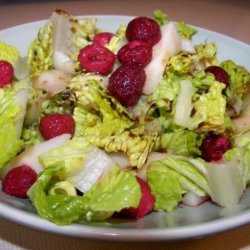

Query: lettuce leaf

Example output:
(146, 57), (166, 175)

(147, 161), (183, 212)
(83, 166), (141, 221)
(105, 25), (127, 54)
(147, 155), (209, 212)
(154, 129), (204, 156)
(67, 74), (156, 168)
(222, 60), (250, 116)
(0, 87), (24, 169)
(28, 165), (141, 224)
(28, 164), (87, 225)
(27, 21), (53, 78)
(150, 73), (180, 110)
(189, 81), (227, 132)
(0, 41), (20, 65)
(195, 42), (218, 67)
(175, 22), (197, 40)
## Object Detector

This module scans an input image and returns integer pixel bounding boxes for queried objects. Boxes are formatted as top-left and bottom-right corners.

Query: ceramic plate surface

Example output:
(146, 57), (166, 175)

(0, 15), (250, 241)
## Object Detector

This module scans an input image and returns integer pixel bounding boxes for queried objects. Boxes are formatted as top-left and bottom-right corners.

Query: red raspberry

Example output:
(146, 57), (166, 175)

(0, 60), (14, 88)
(2, 165), (37, 198)
(78, 43), (116, 75)
(204, 66), (230, 85)
(200, 133), (231, 162)
(119, 177), (155, 219)
(126, 17), (161, 47)
(108, 65), (146, 107)
(93, 32), (114, 46)
(39, 113), (75, 140)
(118, 40), (152, 68)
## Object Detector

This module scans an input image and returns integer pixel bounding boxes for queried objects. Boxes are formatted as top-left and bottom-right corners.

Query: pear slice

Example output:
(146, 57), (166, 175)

(1, 134), (71, 178)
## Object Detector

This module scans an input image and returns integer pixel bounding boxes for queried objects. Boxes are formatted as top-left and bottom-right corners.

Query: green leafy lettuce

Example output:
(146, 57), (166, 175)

(27, 21), (53, 78)
(188, 81), (227, 132)
(105, 24), (127, 54)
(0, 87), (23, 169)
(147, 155), (209, 212)
(0, 41), (20, 65)
(28, 165), (141, 225)
(222, 60), (250, 116)
(154, 129), (204, 156)
(67, 74), (156, 168)
(194, 42), (218, 67)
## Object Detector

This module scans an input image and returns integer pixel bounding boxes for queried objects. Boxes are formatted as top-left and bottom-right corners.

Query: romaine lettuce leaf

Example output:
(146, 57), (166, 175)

(147, 160), (183, 212)
(28, 165), (141, 224)
(153, 9), (170, 26)
(222, 60), (250, 116)
(195, 42), (218, 67)
(188, 81), (227, 132)
(154, 129), (204, 156)
(83, 166), (141, 221)
(166, 53), (192, 75)
(175, 22), (197, 40)
(28, 164), (86, 225)
(27, 21), (53, 78)
(105, 25), (127, 54)
(0, 41), (19, 65)
(87, 128), (157, 168)
(150, 72), (180, 110)
(147, 155), (209, 212)
(39, 137), (95, 176)
(0, 87), (24, 169)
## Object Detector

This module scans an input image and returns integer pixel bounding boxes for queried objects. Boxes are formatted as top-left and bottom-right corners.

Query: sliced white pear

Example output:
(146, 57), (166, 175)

(181, 38), (195, 53)
(206, 158), (245, 207)
(1, 134), (71, 178)
(36, 69), (72, 96)
(143, 22), (181, 95)
(108, 152), (130, 169)
(173, 79), (196, 127)
(50, 11), (75, 74)
(182, 191), (209, 207)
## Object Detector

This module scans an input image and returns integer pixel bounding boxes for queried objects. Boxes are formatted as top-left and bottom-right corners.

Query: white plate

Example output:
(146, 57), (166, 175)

(0, 15), (250, 241)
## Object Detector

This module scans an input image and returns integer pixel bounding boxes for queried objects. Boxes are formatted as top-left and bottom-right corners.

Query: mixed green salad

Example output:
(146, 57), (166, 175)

(0, 9), (249, 225)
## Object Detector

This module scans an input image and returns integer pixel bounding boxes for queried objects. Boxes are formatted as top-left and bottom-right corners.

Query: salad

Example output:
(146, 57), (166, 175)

(0, 9), (249, 225)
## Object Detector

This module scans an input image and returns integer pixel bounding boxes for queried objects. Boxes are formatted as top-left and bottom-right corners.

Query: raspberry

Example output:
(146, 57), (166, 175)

(39, 113), (75, 140)
(108, 65), (146, 107)
(200, 133), (231, 162)
(2, 165), (37, 198)
(0, 60), (14, 88)
(93, 32), (114, 46)
(204, 66), (230, 85)
(78, 43), (116, 75)
(126, 17), (161, 47)
(118, 40), (152, 68)
(119, 177), (155, 219)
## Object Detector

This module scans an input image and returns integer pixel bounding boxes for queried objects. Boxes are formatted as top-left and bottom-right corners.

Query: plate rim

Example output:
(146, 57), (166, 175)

(0, 197), (250, 241)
